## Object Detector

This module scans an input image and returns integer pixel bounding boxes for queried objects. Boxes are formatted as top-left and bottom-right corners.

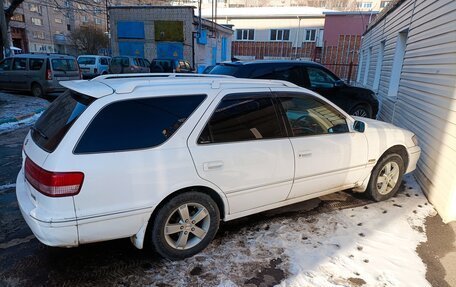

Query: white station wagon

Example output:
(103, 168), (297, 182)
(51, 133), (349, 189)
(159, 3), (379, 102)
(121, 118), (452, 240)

(16, 74), (421, 260)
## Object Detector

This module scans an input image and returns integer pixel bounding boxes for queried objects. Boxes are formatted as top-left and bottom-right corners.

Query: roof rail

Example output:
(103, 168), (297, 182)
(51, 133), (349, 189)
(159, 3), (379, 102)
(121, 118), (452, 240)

(94, 73), (234, 81)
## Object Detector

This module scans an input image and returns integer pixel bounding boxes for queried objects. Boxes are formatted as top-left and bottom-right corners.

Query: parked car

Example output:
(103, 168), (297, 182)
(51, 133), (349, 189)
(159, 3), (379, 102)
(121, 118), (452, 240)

(17, 74), (420, 260)
(0, 53), (81, 97)
(201, 65), (215, 74)
(209, 60), (379, 118)
(150, 59), (194, 73)
(109, 56), (150, 74)
(77, 55), (111, 78)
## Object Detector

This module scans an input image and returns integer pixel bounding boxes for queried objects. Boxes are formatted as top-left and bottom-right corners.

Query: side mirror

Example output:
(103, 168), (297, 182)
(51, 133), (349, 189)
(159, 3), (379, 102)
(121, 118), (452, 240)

(334, 80), (345, 88)
(353, 120), (365, 133)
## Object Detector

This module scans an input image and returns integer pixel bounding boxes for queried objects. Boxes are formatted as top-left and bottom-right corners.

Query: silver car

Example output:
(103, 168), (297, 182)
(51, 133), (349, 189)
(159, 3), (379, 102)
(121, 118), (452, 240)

(0, 53), (81, 97)
(109, 56), (150, 74)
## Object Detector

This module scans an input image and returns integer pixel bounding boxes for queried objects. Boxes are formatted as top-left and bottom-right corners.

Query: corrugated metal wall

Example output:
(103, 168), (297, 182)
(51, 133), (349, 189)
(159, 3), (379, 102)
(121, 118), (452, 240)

(358, 0), (456, 222)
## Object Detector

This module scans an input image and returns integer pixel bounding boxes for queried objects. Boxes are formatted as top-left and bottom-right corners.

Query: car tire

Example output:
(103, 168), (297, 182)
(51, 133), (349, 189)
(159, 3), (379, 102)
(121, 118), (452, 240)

(366, 153), (405, 202)
(349, 104), (373, 118)
(31, 83), (44, 98)
(149, 191), (220, 260)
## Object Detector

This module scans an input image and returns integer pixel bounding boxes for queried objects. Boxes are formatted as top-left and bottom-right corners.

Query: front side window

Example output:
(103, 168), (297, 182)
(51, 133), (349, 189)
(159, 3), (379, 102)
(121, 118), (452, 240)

(75, 95), (206, 153)
(100, 58), (108, 65)
(198, 93), (283, 144)
(12, 58), (27, 70)
(306, 67), (336, 88)
(278, 93), (349, 137)
(0, 58), (13, 70)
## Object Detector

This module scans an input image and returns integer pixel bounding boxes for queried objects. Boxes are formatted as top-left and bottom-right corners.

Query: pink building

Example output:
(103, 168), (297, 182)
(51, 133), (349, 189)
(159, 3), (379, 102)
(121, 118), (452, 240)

(323, 12), (378, 46)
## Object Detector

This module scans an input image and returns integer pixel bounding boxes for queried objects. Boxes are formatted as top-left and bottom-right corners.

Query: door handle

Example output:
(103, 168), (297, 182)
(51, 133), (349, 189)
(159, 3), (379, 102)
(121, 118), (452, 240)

(298, 151), (312, 158)
(203, 161), (224, 171)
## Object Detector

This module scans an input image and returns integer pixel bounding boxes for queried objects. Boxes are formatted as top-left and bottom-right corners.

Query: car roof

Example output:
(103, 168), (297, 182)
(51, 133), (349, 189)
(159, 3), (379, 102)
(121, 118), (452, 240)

(221, 60), (324, 67)
(60, 73), (300, 99)
(11, 53), (76, 59)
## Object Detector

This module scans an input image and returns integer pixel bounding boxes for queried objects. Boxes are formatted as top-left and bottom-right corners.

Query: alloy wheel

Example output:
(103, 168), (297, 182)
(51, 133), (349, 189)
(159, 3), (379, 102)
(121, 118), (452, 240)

(376, 161), (400, 195)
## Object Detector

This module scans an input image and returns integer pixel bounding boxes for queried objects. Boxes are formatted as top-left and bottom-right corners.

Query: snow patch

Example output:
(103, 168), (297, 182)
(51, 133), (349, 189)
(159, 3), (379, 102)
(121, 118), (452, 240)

(0, 112), (43, 134)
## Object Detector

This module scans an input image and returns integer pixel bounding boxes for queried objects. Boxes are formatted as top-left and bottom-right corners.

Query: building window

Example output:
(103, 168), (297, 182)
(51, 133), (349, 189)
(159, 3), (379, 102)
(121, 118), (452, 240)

(94, 8), (102, 14)
(363, 46), (372, 85)
(388, 30), (408, 98)
(373, 41), (385, 91)
(357, 2), (373, 8)
(67, 24), (71, 31)
(94, 0), (101, 2)
(270, 29), (290, 41)
(64, 1), (70, 7)
(95, 18), (102, 25)
(31, 17), (43, 26)
(10, 13), (24, 22)
(55, 18), (63, 24)
(380, 1), (390, 8)
(29, 3), (42, 14)
(236, 29), (254, 41)
(304, 29), (317, 42)
(32, 31), (45, 39)
(81, 15), (88, 23)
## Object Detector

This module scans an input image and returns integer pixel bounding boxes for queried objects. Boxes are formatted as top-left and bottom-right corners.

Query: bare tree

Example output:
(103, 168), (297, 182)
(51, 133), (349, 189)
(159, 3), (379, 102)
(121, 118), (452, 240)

(1, 0), (24, 59)
(69, 25), (108, 55)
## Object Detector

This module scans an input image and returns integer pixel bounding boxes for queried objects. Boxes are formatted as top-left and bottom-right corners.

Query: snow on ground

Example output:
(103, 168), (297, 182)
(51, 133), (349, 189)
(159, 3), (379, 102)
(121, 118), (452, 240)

(0, 112), (42, 135)
(124, 174), (435, 287)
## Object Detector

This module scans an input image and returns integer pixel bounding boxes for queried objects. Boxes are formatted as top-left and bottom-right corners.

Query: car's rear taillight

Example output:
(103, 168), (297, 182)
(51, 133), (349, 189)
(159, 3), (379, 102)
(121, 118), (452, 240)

(46, 68), (52, 80)
(79, 69), (82, 79)
(25, 157), (84, 197)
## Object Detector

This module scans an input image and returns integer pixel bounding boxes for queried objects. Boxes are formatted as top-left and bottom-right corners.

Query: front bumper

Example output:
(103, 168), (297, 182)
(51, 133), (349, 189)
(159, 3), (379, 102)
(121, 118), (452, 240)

(15, 170), (79, 247)
(406, 145), (421, 174)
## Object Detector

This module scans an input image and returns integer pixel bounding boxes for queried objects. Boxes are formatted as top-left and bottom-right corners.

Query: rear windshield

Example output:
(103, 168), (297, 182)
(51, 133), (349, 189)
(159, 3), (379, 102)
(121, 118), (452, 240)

(52, 59), (78, 71)
(78, 57), (96, 65)
(209, 65), (241, 76)
(31, 90), (95, 153)
(111, 57), (129, 67)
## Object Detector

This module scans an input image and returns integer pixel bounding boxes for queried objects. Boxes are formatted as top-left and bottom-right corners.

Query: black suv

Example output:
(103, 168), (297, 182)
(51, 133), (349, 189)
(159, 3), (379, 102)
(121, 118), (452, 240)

(209, 60), (378, 118)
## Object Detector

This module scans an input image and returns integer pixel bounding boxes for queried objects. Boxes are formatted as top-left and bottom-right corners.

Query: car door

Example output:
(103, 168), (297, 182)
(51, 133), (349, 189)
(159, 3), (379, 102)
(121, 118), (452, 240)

(272, 89), (368, 199)
(0, 58), (13, 89)
(187, 89), (295, 214)
(10, 57), (29, 91)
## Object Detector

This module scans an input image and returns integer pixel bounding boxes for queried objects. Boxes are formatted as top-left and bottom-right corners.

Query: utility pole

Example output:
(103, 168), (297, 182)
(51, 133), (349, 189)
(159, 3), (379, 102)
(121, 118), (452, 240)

(1, 4), (11, 58)
(105, 0), (111, 56)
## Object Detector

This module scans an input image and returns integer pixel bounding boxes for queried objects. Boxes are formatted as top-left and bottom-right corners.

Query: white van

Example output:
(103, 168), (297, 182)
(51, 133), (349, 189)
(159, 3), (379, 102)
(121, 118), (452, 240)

(77, 55), (110, 78)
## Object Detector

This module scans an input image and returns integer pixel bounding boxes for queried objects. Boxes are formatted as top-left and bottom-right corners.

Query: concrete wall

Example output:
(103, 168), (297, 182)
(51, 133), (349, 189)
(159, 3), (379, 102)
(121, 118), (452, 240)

(358, 0), (456, 222)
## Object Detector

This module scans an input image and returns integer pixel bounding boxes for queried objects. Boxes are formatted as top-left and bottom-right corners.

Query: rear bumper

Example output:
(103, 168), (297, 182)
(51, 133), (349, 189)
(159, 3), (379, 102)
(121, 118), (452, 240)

(406, 145), (421, 174)
(15, 170), (79, 247)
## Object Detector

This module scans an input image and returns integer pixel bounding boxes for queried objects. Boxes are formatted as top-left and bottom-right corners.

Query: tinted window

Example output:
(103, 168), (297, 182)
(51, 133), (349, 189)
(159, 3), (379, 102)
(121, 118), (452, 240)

(209, 65), (240, 76)
(251, 65), (306, 86)
(111, 57), (129, 67)
(52, 59), (78, 71)
(75, 95), (206, 153)
(198, 93), (283, 144)
(32, 90), (94, 153)
(0, 58), (12, 70)
(12, 58), (27, 70)
(78, 57), (96, 65)
(100, 58), (108, 65)
(307, 67), (336, 88)
(278, 93), (349, 137)
(29, 58), (44, 70)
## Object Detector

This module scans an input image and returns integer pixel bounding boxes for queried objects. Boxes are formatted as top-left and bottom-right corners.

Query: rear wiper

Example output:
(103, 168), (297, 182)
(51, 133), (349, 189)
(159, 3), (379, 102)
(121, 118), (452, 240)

(31, 126), (48, 139)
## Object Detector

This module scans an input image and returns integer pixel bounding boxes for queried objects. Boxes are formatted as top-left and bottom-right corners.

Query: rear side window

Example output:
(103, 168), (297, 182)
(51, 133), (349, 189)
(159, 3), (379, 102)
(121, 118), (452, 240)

(100, 58), (109, 65)
(209, 65), (240, 76)
(29, 58), (44, 70)
(52, 59), (78, 71)
(198, 93), (283, 144)
(74, 95), (206, 154)
(251, 65), (306, 87)
(32, 90), (94, 153)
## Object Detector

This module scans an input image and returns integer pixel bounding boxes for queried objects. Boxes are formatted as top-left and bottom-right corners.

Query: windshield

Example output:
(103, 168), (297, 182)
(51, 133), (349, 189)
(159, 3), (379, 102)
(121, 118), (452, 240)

(32, 90), (95, 152)
(209, 64), (240, 76)
(52, 59), (78, 71)
(78, 57), (96, 65)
